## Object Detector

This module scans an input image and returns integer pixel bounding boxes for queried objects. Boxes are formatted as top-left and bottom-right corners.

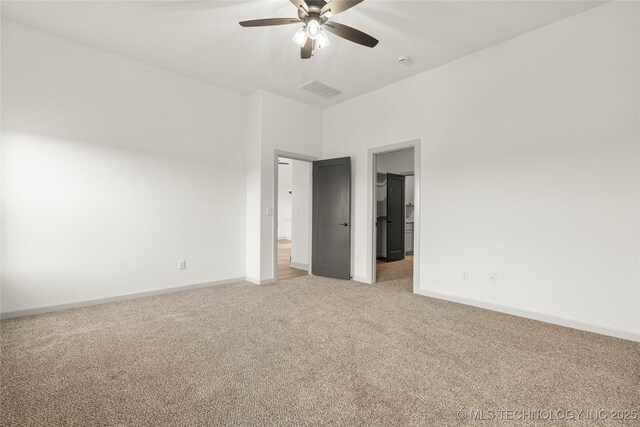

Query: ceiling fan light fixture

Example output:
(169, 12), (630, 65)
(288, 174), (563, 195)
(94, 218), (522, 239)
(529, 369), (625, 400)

(292, 27), (308, 47)
(317, 28), (330, 49)
(306, 19), (321, 39)
(239, 0), (378, 59)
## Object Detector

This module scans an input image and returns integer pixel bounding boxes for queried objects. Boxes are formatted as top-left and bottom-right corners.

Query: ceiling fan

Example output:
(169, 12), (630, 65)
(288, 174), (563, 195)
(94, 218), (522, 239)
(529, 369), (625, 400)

(239, 0), (378, 59)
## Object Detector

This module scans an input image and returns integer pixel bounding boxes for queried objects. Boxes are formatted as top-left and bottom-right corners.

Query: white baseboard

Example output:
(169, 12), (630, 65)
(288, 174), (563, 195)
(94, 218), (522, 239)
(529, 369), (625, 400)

(245, 276), (276, 285)
(352, 276), (372, 284)
(0, 277), (246, 320)
(245, 276), (260, 285)
(414, 289), (640, 343)
(289, 262), (308, 271)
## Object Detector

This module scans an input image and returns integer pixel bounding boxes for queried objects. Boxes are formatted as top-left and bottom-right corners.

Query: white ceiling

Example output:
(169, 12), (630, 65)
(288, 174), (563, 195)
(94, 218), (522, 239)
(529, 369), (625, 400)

(1, 0), (604, 108)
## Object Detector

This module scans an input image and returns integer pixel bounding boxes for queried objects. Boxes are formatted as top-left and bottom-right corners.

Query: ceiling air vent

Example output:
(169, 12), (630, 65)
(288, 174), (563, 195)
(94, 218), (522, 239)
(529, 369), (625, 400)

(300, 80), (342, 99)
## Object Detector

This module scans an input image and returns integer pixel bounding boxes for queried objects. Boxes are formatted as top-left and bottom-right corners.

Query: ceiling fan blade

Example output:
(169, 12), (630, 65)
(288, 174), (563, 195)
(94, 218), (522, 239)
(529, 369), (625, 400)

(290, 0), (309, 15)
(324, 21), (378, 48)
(239, 18), (300, 27)
(321, 0), (363, 16)
(301, 38), (313, 59)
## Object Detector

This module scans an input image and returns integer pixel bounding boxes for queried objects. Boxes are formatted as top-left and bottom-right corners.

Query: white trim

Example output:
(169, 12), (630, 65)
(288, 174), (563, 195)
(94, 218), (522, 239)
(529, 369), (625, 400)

(273, 150), (316, 282)
(245, 276), (261, 285)
(352, 276), (371, 284)
(245, 276), (276, 285)
(415, 289), (640, 343)
(0, 277), (246, 319)
(289, 262), (309, 271)
(368, 140), (421, 293)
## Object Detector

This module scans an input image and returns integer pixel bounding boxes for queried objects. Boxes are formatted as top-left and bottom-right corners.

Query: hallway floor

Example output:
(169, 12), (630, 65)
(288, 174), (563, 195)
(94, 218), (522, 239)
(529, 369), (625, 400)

(376, 255), (413, 286)
(277, 240), (308, 281)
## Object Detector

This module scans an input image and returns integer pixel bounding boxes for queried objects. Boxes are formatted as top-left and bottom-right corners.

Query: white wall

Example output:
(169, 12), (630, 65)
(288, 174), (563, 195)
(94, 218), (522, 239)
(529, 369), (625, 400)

(244, 90), (323, 283)
(244, 91), (263, 282)
(277, 161), (292, 240)
(1, 22), (248, 314)
(323, 2), (640, 335)
(290, 160), (310, 268)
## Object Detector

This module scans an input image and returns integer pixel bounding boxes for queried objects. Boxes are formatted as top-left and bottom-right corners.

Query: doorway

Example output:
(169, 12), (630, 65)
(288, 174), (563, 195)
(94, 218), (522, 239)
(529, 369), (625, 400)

(373, 147), (416, 289)
(275, 155), (313, 281)
(273, 151), (352, 283)
(311, 157), (351, 280)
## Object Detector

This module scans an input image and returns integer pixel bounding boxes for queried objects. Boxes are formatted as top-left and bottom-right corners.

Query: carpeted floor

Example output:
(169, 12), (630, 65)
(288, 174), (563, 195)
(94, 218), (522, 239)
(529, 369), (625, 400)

(376, 255), (413, 285)
(1, 274), (639, 426)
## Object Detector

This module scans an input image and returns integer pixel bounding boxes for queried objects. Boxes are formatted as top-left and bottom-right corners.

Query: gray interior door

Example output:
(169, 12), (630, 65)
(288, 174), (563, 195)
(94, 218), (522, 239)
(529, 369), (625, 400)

(386, 173), (405, 262)
(312, 157), (351, 279)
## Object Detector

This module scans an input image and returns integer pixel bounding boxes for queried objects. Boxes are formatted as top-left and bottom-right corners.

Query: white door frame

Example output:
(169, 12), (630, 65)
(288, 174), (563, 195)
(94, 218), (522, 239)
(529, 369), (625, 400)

(368, 140), (421, 293)
(273, 150), (317, 282)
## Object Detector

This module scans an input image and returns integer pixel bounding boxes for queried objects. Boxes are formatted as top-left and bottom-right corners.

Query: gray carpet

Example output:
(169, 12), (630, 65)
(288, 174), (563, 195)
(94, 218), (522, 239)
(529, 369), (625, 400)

(376, 256), (414, 285)
(1, 274), (639, 426)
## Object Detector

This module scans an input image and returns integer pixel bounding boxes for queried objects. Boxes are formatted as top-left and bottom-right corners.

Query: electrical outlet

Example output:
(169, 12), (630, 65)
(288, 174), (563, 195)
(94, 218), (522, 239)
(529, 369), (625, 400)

(179, 260), (186, 270)
(489, 272), (497, 283)
(462, 270), (470, 280)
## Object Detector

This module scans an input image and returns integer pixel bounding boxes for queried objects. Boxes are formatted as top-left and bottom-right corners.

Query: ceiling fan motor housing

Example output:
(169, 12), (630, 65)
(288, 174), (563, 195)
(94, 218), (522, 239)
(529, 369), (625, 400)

(306, 0), (330, 15)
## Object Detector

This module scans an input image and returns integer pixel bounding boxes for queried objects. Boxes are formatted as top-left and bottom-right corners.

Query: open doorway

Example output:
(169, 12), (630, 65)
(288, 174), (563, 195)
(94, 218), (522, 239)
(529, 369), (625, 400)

(276, 156), (312, 281)
(374, 148), (415, 289)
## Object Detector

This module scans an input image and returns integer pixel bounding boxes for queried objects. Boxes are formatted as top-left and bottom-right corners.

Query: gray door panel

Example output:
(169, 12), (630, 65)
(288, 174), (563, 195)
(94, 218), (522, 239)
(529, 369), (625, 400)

(386, 173), (405, 262)
(312, 157), (351, 279)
